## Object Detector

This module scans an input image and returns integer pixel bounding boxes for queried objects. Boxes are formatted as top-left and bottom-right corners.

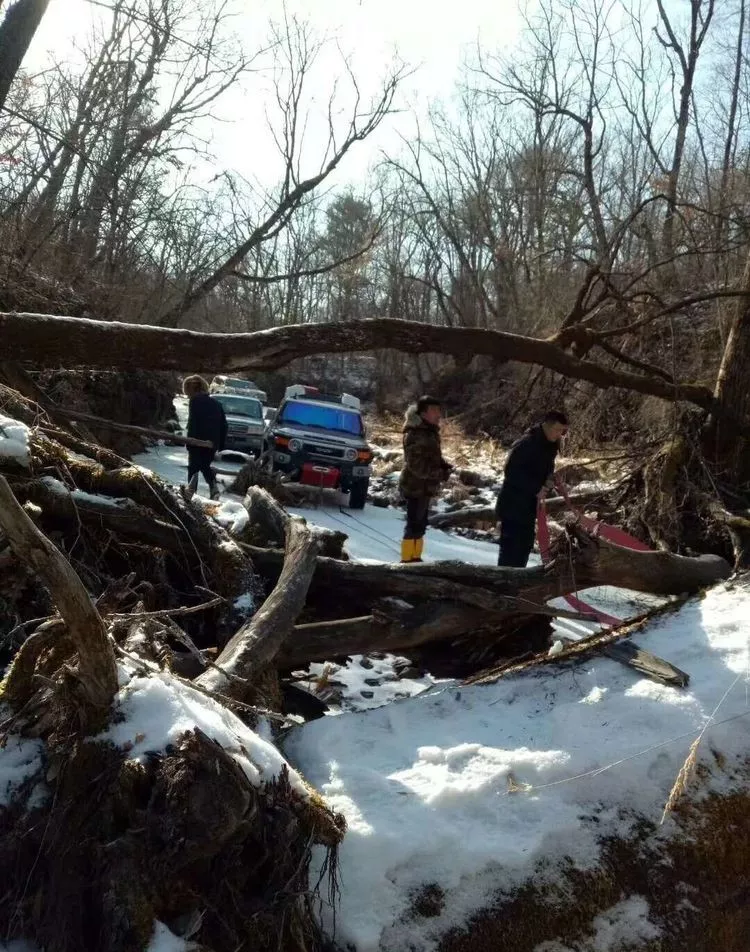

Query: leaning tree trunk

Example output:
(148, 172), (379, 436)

(705, 244), (750, 488)
(0, 0), (50, 112)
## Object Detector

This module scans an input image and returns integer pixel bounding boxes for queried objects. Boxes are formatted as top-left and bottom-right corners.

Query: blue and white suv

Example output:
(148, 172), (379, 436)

(266, 385), (373, 508)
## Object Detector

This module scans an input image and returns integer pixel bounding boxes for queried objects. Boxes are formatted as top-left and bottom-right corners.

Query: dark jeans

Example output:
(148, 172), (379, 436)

(404, 496), (430, 540)
(187, 447), (216, 489)
(497, 516), (536, 567)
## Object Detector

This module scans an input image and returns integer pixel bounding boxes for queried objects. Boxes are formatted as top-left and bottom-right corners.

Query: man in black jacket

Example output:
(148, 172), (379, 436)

(495, 410), (569, 567)
(183, 375), (228, 500)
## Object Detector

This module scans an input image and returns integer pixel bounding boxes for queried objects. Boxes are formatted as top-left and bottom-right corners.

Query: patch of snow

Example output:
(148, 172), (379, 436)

(534, 895), (660, 951)
(41, 476), (127, 508)
(233, 591), (255, 613)
(0, 414), (30, 468)
(285, 582), (750, 951)
(298, 655), (446, 713)
(101, 664), (306, 795)
(587, 895), (661, 951)
(147, 921), (194, 952)
(212, 497), (250, 536)
(0, 736), (44, 807)
(0, 941), (41, 952)
(286, 503), (500, 565)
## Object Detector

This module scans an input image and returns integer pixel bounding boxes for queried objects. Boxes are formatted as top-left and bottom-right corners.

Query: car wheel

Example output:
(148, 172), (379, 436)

(348, 478), (369, 510)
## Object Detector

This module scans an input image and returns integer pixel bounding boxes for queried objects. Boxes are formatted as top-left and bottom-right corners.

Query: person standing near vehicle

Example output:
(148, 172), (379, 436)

(495, 410), (569, 567)
(399, 396), (452, 563)
(183, 375), (227, 500)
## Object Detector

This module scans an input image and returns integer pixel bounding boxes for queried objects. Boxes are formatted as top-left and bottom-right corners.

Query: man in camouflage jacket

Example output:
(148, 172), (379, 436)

(399, 395), (452, 562)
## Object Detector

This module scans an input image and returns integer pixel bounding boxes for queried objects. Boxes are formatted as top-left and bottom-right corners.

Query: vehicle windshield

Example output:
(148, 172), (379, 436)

(224, 377), (257, 390)
(279, 399), (363, 436)
(215, 395), (263, 419)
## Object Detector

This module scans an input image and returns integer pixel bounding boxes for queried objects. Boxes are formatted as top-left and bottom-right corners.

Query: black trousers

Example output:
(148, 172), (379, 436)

(403, 496), (430, 540)
(497, 516), (536, 567)
(187, 447), (216, 488)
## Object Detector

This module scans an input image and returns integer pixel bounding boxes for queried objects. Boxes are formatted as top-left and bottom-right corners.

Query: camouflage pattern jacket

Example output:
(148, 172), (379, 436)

(399, 406), (451, 499)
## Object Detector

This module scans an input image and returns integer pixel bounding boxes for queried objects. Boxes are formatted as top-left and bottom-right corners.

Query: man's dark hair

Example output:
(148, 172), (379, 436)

(544, 410), (569, 425)
(417, 395), (442, 415)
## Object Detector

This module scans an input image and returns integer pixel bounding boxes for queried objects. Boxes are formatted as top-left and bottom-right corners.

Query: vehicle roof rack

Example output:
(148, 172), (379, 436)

(284, 385), (361, 410)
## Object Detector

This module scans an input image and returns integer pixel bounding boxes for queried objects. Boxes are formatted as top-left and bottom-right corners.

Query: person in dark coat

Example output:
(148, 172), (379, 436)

(495, 410), (569, 567)
(399, 395), (452, 563)
(183, 375), (227, 500)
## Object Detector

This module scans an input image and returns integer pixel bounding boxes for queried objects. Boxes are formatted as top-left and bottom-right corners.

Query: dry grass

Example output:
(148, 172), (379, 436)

(661, 736), (701, 823)
(437, 782), (750, 952)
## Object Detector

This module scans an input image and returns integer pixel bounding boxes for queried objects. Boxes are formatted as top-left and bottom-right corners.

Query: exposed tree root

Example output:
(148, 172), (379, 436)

(0, 726), (344, 952)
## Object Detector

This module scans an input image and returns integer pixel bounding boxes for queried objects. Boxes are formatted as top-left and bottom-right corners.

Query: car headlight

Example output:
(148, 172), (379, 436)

(344, 448), (358, 462)
(288, 438), (302, 453)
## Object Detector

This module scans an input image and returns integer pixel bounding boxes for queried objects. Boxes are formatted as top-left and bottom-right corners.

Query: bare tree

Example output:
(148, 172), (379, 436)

(653, 0), (716, 261)
(156, 15), (405, 327)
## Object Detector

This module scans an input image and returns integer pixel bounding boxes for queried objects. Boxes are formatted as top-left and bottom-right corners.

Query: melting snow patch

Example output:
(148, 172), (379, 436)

(101, 665), (306, 795)
(534, 895), (660, 951)
(298, 654), (444, 713)
(147, 921), (194, 952)
(0, 414), (30, 468)
(286, 582), (750, 951)
(212, 498), (250, 536)
(0, 736), (44, 808)
(41, 476), (127, 508)
(587, 896), (661, 951)
(234, 591), (256, 613)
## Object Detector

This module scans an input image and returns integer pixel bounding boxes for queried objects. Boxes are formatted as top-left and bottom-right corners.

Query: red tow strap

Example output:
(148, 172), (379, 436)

(537, 480), (652, 628)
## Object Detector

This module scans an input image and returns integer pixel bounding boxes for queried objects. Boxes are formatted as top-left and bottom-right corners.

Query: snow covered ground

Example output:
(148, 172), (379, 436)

(285, 580), (750, 951)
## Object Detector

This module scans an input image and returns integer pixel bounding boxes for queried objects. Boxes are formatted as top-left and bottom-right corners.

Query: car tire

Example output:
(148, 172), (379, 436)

(349, 478), (369, 510)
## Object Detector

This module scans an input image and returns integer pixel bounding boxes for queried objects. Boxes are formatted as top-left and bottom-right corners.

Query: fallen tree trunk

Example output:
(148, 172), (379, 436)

(279, 602), (491, 669)
(50, 405), (213, 450)
(245, 532), (731, 610)
(0, 475), (117, 720)
(15, 477), (188, 552)
(196, 516), (322, 700)
(428, 488), (606, 530)
(571, 524), (732, 594)
(0, 312), (718, 413)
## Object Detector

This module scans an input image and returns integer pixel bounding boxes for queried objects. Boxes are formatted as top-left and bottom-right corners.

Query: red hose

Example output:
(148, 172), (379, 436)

(537, 481), (652, 628)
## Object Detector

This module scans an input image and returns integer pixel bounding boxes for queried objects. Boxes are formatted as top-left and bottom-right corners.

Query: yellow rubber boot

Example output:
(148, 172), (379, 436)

(414, 538), (424, 562)
(401, 539), (416, 563)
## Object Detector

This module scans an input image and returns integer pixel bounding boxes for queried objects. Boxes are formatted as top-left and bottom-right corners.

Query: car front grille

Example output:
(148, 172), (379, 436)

(303, 442), (345, 459)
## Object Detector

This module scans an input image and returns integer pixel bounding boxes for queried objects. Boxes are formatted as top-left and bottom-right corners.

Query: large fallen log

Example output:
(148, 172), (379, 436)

(50, 405), (213, 450)
(570, 524), (731, 594)
(246, 513), (732, 670)
(428, 488), (606, 530)
(196, 515), (322, 701)
(279, 602), (491, 669)
(0, 311), (718, 413)
(15, 477), (187, 552)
